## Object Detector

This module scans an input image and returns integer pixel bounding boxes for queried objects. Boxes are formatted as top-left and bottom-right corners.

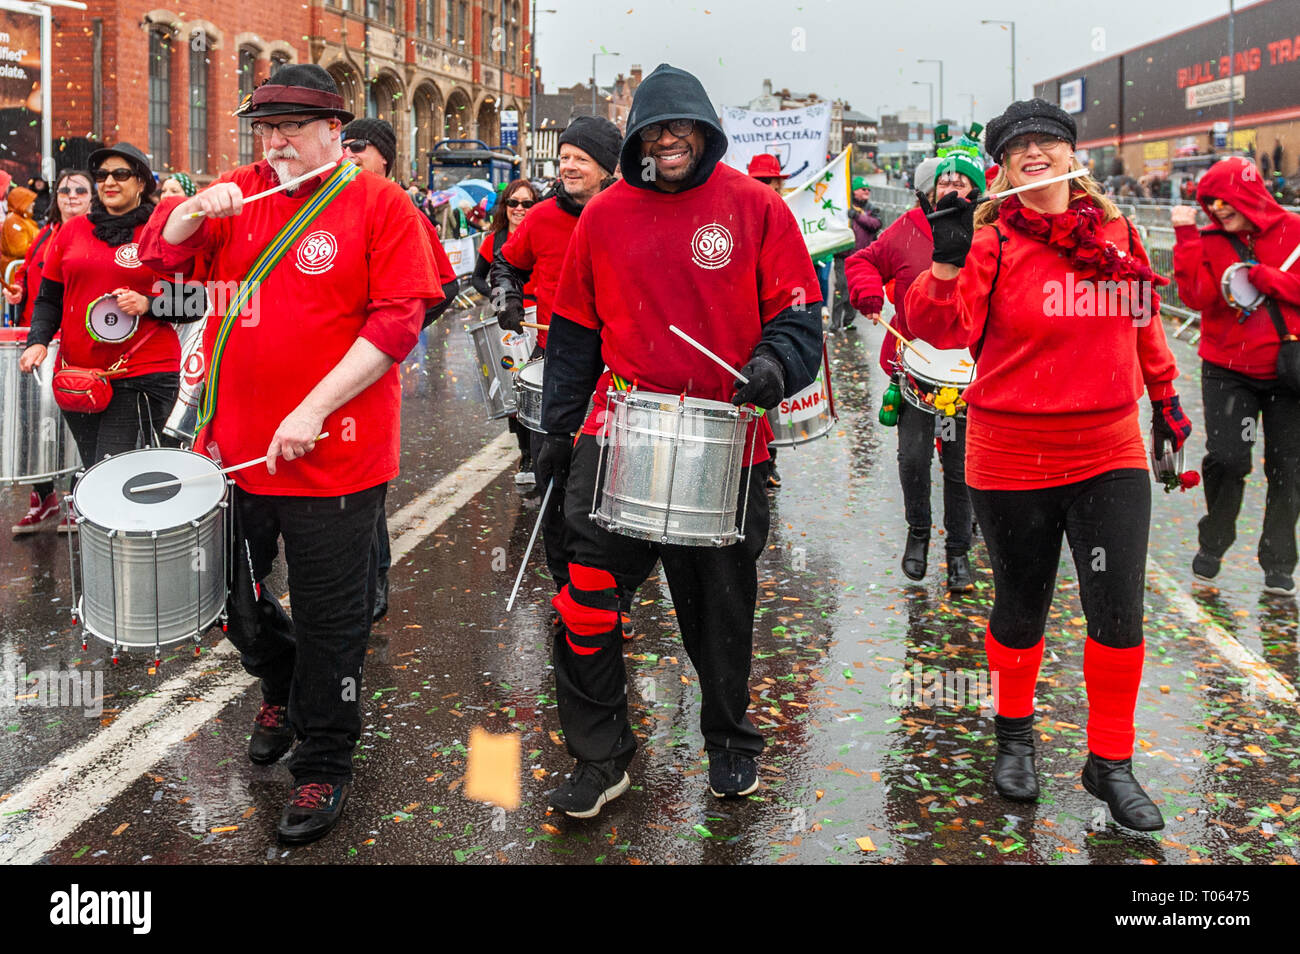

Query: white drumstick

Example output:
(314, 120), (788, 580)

(506, 478), (553, 612)
(181, 161), (340, 219)
(31, 361), (43, 386)
(989, 167), (1089, 201)
(668, 324), (749, 384)
(1280, 240), (1300, 273)
(128, 432), (330, 493)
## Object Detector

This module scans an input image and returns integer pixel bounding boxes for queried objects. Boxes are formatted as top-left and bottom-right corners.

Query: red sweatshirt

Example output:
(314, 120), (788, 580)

(498, 197), (578, 348)
(13, 222), (57, 326)
(1173, 156), (1300, 378)
(905, 206), (1179, 491)
(844, 207), (935, 374)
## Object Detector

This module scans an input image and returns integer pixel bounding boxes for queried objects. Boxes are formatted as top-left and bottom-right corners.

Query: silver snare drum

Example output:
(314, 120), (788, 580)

(163, 316), (209, 447)
(591, 388), (758, 547)
(768, 339), (837, 447)
(465, 308), (535, 420)
(0, 330), (81, 484)
(514, 357), (545, 432)
(70, 448), (229, 654)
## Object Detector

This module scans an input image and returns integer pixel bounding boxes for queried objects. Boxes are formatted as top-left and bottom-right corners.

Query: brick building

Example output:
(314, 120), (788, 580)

(46, 0), (529, 184)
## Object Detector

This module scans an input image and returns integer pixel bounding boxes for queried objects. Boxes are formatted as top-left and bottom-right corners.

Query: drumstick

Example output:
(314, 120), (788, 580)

(128, 433), (330, 493)
(181, 161), (340, 219)
(668, 324), (749, 384)
(926, 168), (1090, 220)
(506, 478), (553, 612)
(521, 321), (549, 330)
(1280, 240), (1300, 273)
(879, 320), (927, 360)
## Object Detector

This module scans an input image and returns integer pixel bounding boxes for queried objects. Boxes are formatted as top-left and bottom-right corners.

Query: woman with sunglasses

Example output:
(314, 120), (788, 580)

(19, 143), (184, 507)
(906, 100), (1189, 832)
(7, 168), (93, 534)
(845, 153), (980, 594)
(472, 177), (540, 484)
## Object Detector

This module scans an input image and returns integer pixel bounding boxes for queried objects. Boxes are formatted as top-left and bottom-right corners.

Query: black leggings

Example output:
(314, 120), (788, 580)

(969, 468), (1150, 650)
(61, 373), (178, 473)
(898, 400), (973, 550)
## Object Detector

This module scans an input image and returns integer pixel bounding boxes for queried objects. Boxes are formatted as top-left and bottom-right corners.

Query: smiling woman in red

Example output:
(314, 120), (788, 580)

(19, 143), (181, 493)
(906, 99), (1188, 832)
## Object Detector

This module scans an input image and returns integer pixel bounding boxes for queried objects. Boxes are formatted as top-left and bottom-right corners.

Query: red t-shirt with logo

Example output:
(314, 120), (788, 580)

(553, 165), (819, 466)
(138, 162), (441, 497)
(42, 215), (179, 374)
(498, 197), (580, 348)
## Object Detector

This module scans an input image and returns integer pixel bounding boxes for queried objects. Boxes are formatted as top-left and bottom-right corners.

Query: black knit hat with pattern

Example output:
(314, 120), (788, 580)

(341, 118), (397, 176)
(984, 98), (1077, 164)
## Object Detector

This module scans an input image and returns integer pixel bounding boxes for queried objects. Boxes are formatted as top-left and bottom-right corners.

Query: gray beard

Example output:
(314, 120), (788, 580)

(269, 159), (296, 185)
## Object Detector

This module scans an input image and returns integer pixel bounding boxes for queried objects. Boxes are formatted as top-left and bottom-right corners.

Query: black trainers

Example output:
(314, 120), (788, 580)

(1192, 549), (1221, 583)
(708, 750), (759, 798)
(248, 702), (295, 765)
(277, 782), (350, 844)
(1081, 753), (1164, 832)
(946, 550), (974, 594)
(902, 527), (929, 581)
(1263, 572), (1297, 597)
(546, 760), (630, 819)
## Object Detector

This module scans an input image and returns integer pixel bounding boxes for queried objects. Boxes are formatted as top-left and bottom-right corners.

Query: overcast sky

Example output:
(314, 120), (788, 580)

(536, 0), (1245, 125)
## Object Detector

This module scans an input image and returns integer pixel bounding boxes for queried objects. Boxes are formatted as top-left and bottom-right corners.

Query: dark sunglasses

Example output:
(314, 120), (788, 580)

(92, 168), (138, 183)
(638, 118), (696, 142)
(343, 139), (369, 154)
(57, 185), (91, 196)
(505, 198), (535, 209)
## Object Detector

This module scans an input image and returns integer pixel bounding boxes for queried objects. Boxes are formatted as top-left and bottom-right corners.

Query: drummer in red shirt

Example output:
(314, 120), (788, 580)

(906, 99), (1189, 831)
(535, 65), (822, 818)
(139, 66), (443, 844)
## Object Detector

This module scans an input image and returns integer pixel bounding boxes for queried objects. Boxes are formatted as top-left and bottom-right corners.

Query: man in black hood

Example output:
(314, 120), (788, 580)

(534, 64), (822, 818)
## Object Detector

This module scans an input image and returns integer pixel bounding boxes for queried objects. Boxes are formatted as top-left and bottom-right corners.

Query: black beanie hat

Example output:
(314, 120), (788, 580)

(984, 98), (1077, 163)
(341, 118), (397, 175)
(558, 115), (622, 175)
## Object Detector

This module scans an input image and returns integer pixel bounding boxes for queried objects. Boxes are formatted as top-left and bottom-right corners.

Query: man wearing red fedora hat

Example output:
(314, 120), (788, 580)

(746, 152), (788, 192)
(140, 64), (445, 845)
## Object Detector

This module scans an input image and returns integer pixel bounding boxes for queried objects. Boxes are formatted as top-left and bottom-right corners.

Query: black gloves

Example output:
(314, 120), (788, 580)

(495, 297), (526, 333)
(534, 433), (574, 492)
(929, 191), (977, 268)
(731, 350), (785, 410)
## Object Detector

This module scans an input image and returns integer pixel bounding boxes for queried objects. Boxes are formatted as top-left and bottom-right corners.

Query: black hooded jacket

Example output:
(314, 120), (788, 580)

(542, 64), (823, 436)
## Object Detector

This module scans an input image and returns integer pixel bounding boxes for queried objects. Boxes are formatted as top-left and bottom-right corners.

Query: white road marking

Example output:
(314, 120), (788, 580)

(0, 434), (518, 864)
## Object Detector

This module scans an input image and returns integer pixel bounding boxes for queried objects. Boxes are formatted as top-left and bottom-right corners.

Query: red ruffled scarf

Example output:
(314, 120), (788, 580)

(999, 192), (1170, 290)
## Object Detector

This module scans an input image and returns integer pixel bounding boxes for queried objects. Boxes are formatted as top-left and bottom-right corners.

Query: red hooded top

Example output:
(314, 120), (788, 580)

(844, 207), (934, 374)
(1173, 156), (1300, 378)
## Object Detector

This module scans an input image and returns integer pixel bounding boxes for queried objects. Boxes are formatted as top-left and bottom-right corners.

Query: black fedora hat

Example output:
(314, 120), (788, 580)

(86, 142), (156, 197)
(234, 64), (354, 123)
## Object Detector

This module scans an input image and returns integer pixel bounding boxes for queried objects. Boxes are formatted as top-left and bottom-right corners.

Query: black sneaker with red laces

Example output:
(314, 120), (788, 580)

(277, 782), (350, 844)
(248, 702), (295, 765)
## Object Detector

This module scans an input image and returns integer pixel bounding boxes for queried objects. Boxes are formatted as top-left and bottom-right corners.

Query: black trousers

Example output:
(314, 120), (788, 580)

(897, 400), (973, 551)
(531, 427), (570, 591)
(1199, 360), (1300, 574)
(552, 434), (770, 768)
(62, 372), (178, 471)
(224, 483), (385, 785)
(968, 469), (1149, 650)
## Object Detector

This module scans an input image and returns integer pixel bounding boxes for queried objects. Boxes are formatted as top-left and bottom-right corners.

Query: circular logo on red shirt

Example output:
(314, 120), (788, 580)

(691, 224), (733, 270)
(114, 243), (141, 269)
(295, 230), (338, 275)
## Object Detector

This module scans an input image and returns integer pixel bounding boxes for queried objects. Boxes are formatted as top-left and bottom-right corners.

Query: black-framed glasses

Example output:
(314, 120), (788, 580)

(250, 117), (327, 138)
(505, 198), (535, 209)
(57, 185), (91, 195)
(638, 118), (696, 142)
(343, 139), (369, 154)
(1005, 133), (1068, 156)
(92, 168), (137, 183)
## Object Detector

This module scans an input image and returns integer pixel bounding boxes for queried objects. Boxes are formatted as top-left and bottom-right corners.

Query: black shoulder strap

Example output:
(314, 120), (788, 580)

(973, 224), (1005, 362)
(1225, 232), (1292, 340)
(1124, 215), (1135, 254)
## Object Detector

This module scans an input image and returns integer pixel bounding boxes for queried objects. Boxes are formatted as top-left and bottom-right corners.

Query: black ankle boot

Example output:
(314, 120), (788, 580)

(946, 550), (974, 593)
(902, 527), (929, 581)
(993, 714), (1039, 801)
(1082, 753), (1165, 831)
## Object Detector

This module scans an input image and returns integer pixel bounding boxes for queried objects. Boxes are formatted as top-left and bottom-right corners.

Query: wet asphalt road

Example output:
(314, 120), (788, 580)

(1, 301), (1297, 865)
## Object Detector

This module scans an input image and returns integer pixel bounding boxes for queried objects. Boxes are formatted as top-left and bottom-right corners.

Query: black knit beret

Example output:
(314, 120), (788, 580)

(984, 98), (1077, 163)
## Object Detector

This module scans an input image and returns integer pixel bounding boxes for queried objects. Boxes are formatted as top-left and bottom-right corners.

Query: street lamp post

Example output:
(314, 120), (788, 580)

(591, 51), (619, 118)
(912, 80), (934, 129)
(981, 19), (1016, 102)
(1227, 0), (1236, 148)
(528, 3), (557, 178)
(917, 58), (944, 121)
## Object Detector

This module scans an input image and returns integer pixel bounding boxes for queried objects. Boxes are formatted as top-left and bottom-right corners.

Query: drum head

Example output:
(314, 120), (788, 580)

(86, 294), (139, 343)
(518, 358), (545, 386)
(902, 340), (976, 386)
(1222, 262), (1265, 310)
(74, 448), (224, 531)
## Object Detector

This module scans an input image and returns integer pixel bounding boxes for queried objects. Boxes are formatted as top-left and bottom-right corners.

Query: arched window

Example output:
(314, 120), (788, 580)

(238, 47), (257, 165)
(148, 28), (172, 171)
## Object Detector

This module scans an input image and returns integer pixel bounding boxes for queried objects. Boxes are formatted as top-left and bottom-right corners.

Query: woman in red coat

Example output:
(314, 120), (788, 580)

(1171, 157), (1300, 597)
(905, 100), (1190, 831)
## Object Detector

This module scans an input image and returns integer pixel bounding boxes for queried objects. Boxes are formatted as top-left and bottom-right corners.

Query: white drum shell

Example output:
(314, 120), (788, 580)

(1220, 262), (1267, 312)
(768, 346), (835, 447)
(164, 317), (209, 446)
(900, 340), (975, 417)
(0, 336), (81, 484)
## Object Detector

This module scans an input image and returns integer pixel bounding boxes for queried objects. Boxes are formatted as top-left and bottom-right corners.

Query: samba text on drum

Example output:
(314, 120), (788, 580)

(1041, 275), (1157, 326)
(888, 663), (996, 711)
(150, 276), (262, 325)
(0, 651), (104, 717)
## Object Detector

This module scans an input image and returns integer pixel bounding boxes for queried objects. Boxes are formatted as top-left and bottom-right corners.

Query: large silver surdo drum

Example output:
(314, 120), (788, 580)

(591, 388), (758, 547)
(0, 329), (81, 484)
(465, 308), (535, 420)
(70, 447), (229, 654)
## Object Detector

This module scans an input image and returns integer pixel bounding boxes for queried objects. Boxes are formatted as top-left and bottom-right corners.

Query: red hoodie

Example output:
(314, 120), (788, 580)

(1172, 156), (1300, 378)
(844, 207), (934, 374)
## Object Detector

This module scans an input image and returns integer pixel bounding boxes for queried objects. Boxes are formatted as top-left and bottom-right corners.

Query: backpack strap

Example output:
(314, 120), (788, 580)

(972, 224), (1005, 363)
